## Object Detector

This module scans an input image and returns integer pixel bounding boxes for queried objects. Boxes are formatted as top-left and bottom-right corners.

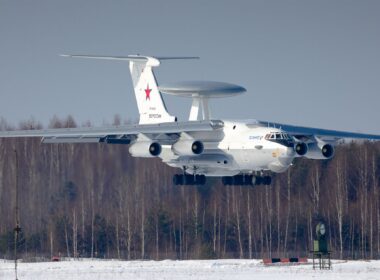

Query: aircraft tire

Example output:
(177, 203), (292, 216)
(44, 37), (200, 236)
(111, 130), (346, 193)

(184, 175), (195, 185)
(255, 176), (263, 185)
(195, 175), (206, 185)
(233, 175), (244, 185)
(222, 176), (232, 186)
(263, 176), (272, 185)
(173, 174), (184, 185)
(244, 175), (255, 186)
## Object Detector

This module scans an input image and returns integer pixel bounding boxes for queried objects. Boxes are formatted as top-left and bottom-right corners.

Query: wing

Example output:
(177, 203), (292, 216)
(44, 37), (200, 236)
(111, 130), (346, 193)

(0, 120), (224, 144)
(257, 120), (380, 142)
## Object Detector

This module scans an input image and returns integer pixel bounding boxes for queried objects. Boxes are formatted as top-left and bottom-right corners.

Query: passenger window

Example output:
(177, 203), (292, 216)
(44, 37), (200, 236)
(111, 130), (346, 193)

(275, 133), (281, 139)
(270, 134), (275, 139)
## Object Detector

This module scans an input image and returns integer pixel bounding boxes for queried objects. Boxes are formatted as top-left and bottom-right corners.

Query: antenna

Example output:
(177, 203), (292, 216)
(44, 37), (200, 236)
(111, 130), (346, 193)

(159, 81), (246, 121)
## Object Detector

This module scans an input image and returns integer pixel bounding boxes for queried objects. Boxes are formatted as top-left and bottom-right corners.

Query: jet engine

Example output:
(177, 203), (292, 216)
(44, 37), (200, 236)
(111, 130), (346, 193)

(129, 141), (162, 158)
(304, 142), (334, 159)
(294, 142), (308, 156)
(172, 140), (204, 156)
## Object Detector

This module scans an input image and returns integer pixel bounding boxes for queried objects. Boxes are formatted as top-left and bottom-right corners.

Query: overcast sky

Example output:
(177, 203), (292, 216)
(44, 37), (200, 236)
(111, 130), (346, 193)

(0, 0), (379, 133)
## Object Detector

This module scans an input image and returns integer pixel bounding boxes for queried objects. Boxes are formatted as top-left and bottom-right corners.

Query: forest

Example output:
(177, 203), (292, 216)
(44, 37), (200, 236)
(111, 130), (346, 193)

(0, 116), (379, 260)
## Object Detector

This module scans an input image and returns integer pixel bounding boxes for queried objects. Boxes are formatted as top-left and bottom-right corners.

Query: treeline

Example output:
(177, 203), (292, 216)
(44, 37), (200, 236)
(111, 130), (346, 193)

(0, 116), (379, 260)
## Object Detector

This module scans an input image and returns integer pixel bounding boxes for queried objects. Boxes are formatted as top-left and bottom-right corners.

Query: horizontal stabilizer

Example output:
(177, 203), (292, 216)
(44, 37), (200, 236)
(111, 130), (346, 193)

(60, 53), (199, 124)
(60, 54), (199, 62)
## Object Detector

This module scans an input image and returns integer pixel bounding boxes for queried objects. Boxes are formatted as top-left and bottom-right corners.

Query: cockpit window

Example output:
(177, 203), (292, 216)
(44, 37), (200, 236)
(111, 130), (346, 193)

(265, 132), (294, 147)
(265, 132), (292, 141)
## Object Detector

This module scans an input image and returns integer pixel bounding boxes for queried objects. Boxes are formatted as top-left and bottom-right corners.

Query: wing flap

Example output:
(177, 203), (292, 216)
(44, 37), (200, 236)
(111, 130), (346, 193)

(42, 137), (101, 144)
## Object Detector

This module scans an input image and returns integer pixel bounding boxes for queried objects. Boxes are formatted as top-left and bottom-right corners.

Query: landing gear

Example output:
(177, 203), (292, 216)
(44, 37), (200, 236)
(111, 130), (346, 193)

(173, 174), (207, 186)
(221, 175), (272, 186)
(263, 176), (272, 185)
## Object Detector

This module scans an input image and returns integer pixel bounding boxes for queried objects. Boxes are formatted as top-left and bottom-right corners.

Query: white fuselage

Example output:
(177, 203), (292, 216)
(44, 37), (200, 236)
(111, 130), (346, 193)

(160, 120), (296, 176)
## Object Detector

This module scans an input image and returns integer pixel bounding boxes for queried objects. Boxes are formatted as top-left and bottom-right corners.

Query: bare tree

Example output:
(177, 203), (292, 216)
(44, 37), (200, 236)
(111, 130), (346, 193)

(247, 189), (253, 259)
(334, 157), (346, 259)
(283, 169), (291, 254)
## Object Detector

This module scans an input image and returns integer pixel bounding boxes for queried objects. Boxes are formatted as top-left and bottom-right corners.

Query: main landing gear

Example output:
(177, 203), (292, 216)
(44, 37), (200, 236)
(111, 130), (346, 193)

(173, 174), (272, 186)
(173, 174), (207, 186)
(221, 175), (272, 186)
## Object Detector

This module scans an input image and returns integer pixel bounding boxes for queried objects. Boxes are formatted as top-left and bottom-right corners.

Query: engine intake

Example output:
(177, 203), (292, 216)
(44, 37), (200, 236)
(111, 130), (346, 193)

(294, 142), (308, 156)
(172, 140), (204, 156)
(149, 142), (162, 156)
(191, 141), (204, 155)
(321, 144), (334, 158)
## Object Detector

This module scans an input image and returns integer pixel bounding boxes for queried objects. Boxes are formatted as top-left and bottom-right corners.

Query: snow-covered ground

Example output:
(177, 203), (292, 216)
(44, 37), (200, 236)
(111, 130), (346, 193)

(0, 258), (379, 280)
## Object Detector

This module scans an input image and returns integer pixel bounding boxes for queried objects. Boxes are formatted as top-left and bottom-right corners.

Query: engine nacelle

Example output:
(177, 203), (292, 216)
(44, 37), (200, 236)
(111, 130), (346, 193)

(172, 140), (204, 156)
(294, 142), (308, 156)
(304, 143), (335, 159)
(129, 141), (162, 158)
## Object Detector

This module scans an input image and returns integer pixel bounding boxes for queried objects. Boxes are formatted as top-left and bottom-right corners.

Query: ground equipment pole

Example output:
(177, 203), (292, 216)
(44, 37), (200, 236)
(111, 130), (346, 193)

(14, 150), (21, 280)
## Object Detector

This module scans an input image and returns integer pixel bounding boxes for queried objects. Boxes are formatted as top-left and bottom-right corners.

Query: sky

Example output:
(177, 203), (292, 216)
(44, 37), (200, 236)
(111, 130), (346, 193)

(0, 0), (379, 133)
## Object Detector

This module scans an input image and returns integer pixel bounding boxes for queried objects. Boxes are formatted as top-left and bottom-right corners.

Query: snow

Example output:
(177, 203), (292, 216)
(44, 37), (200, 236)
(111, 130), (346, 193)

(0, 259), (379, 280)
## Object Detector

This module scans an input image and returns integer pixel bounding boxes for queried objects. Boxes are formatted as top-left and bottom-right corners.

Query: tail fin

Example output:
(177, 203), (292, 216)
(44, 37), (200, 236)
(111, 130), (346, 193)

(61, 54), (198, 124)
(128, 56), (175, 124)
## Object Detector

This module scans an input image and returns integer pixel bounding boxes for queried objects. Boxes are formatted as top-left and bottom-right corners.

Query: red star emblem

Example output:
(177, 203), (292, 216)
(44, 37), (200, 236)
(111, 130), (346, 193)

(145, 84), (152, 100)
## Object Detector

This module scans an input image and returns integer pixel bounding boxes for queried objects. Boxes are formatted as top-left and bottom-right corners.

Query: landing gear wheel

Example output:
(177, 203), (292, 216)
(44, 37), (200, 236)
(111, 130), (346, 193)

(255, 176), (263, 185)
(221, 175), (270, 186)
(195, 175), (206, 185)
(233, 175), (244, 185)
(263, 176), (272, 185)
(184, 175), (194, 185)
(173, 174), (184, 185)
(173, 174), (207, 186)
(222, 176), (233, 186)
(244, 175), (255, 186)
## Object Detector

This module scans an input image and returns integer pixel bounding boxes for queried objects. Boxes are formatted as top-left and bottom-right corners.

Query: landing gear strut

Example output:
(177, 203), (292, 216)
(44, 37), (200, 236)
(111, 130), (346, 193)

(221, 175), (272, 186)
(173, 174), (207, 186)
